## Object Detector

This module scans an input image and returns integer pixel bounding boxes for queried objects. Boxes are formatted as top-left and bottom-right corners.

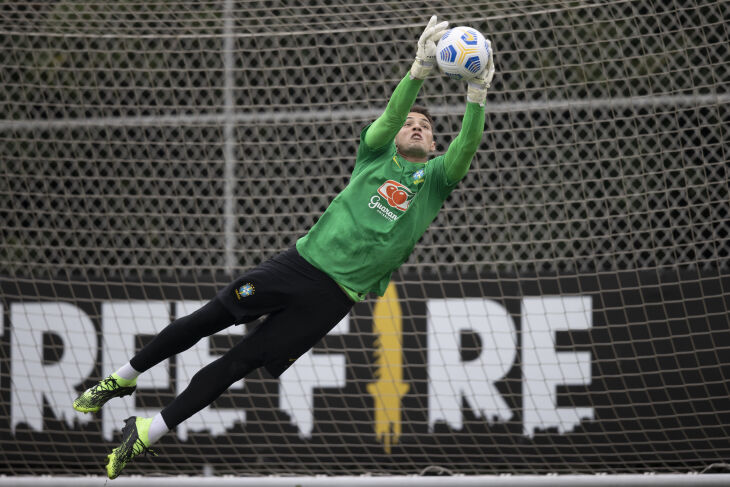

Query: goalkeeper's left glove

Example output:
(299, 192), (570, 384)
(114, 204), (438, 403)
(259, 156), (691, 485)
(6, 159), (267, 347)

(410, 15), (449, 80)
(467, 39), (496, 106)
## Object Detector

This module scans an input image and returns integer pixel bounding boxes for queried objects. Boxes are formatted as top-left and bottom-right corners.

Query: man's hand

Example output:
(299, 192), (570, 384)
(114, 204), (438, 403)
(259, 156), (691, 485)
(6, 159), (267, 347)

(467, 39), (496, 106)
(410, 15), (449, 80)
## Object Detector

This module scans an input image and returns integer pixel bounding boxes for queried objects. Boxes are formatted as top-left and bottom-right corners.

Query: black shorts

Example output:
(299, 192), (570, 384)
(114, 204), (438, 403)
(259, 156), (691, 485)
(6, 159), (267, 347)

(216, 246), (354, 377)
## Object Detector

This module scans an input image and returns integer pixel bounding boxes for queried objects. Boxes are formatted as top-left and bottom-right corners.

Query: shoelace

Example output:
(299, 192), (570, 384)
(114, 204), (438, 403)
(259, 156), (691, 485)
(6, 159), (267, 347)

(91, 377), (123, 398)
(130, 437), (157, 458)
(119, 436), (157, 462)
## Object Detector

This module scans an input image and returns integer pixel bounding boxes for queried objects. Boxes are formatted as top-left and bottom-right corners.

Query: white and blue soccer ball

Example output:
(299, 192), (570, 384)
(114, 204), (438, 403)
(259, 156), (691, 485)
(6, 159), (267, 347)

(436, 26), (490, 81)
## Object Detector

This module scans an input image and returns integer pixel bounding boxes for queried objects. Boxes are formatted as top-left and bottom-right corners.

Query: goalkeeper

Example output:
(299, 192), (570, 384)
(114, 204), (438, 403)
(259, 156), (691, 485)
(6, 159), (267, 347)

(73, 15), (495, 479)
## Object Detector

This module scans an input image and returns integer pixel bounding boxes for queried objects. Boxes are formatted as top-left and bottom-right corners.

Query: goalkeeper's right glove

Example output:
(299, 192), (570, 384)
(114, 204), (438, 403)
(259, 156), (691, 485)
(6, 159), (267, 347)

(410, 15), (449, 80)
(467, 39), (496, 106)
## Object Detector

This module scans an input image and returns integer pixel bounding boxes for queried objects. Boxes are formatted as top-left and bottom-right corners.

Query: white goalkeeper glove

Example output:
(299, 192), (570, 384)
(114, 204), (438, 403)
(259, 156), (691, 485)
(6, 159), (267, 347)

(410, 15), (449, 80)
(467, 39), (496, 106)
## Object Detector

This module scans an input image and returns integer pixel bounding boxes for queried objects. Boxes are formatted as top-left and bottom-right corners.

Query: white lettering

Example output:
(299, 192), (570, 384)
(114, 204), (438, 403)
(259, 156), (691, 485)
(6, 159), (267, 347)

(4, 296), (593, 440)
(427, 299), (517, 430)
(279, 315), (349, 438)
(10, 302), (96, 433)
(368, 195), (398, 221)
(522, 296), (593, 437)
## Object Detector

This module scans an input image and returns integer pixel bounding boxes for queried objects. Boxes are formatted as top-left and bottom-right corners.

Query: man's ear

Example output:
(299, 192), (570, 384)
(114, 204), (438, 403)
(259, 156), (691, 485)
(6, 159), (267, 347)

(430, 140), (436, 151)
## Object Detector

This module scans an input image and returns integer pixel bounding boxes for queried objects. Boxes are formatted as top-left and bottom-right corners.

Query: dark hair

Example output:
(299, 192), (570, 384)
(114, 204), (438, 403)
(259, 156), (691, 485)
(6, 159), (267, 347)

(410, 105), (435, 129)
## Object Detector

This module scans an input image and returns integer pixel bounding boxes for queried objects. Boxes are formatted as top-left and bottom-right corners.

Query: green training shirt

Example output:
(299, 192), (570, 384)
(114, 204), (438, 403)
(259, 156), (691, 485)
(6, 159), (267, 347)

(296, 74), (485, 299)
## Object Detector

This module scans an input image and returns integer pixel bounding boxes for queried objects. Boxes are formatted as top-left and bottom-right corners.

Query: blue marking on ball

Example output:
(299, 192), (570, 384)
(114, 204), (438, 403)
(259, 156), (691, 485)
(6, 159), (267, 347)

(460, 30), (479, 45)
(465, 56), (481, 73)
(440, 45), (457, 63)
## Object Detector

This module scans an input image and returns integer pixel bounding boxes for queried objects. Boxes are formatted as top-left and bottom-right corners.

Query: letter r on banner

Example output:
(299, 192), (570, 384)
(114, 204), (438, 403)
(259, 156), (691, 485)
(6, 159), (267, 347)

(428, 298), (517, 430)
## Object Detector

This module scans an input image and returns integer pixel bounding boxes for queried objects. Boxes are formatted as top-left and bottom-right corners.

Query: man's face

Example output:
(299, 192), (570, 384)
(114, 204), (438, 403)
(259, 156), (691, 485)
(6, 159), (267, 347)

(394, 112), (436, 162)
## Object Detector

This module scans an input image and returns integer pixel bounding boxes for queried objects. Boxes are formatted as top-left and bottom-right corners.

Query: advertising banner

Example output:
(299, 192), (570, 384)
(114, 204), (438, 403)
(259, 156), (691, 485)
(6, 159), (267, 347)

(1, 270), (728, 475)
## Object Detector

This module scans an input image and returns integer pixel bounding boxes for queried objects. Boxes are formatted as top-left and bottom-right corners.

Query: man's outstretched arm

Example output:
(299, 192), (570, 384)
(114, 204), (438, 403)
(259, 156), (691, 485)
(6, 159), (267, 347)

(364, 16), (448, 150)
(443, 40), (496, 184)
(443, 102), (486, 184)
(364, 75), (423, 150)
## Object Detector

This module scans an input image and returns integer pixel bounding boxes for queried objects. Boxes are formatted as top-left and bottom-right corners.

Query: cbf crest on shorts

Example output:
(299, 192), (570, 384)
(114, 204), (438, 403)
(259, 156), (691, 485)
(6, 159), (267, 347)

(235, 282), (255, 300)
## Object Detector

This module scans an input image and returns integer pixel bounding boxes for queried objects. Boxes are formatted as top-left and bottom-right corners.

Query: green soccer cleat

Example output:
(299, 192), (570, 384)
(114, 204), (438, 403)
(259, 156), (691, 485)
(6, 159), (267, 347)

(73, 375), (136, 413)
(106, 416), (156, 479)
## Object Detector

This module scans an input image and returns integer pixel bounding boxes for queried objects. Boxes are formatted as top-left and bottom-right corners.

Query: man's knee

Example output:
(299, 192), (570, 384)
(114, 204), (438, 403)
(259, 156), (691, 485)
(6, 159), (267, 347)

(220, 338), (266, 381)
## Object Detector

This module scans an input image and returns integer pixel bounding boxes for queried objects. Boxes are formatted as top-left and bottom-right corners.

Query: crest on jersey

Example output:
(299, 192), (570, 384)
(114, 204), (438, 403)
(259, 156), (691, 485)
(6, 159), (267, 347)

(412, 169), (425, 185)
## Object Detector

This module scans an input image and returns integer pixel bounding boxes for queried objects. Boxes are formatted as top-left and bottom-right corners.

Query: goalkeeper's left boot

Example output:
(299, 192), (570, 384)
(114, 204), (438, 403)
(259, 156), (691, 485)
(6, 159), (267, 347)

(106, 416), (156, 479)
(73, 374), (137, 413)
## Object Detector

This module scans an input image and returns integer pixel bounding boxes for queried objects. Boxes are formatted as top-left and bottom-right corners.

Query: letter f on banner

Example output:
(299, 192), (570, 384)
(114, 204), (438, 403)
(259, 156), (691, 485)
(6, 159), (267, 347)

(367, 283), (409, 453)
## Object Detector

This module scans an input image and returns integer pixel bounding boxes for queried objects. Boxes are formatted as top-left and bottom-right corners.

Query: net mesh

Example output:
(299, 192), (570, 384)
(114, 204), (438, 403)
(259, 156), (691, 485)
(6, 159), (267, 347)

(1, 0), (729, 477)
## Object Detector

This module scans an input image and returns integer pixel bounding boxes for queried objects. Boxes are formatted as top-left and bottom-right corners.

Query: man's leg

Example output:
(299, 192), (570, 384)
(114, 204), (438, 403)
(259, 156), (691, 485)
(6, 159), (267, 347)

(129, 297), (236, 372)
(73, 297), (236, 413)
(105, 325), (267, 479)
(159, 324), (268, 429)
(103, 246), (343, 478)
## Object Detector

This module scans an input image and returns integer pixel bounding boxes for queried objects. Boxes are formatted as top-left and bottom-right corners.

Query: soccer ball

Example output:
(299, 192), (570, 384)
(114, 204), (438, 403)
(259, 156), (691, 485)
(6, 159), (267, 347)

(436, 26), (490, 81)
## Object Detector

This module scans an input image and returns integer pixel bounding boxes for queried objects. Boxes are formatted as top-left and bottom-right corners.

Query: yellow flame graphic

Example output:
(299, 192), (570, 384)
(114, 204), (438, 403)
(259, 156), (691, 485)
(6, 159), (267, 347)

(366, 282), (409, 453)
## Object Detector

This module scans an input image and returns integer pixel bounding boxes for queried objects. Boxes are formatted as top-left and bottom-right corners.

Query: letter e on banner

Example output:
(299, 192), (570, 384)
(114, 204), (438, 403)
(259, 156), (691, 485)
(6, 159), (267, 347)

(522, 296), (593, 437)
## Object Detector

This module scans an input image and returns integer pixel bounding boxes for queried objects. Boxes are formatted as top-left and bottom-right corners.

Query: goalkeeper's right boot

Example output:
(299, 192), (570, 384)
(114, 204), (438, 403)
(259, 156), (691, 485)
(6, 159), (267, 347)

(73, 374), (137, 413)
(106, 416), (156, 479)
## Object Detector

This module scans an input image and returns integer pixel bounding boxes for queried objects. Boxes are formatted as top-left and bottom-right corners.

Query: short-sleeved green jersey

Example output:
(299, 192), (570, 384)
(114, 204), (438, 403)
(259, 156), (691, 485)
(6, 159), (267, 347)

(296, 124), (459, 298)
